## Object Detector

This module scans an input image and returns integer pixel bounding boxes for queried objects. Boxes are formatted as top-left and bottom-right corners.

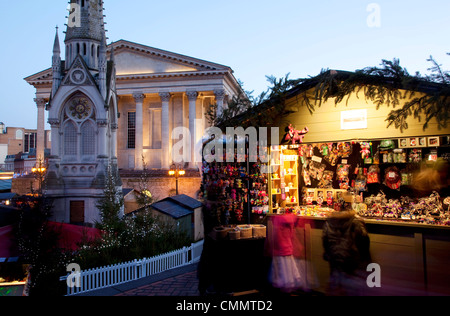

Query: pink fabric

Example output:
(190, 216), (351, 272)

(0, 222), (101, 258)
(0, 226), (19, 258)
(47, 222), (101, 251)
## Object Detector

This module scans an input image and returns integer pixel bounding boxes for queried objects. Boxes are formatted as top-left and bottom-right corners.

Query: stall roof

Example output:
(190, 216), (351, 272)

(151, 200), (193, 220)
(129, 195), (203, 219)
(122, 188), (135, 197)
(220, 69), (448, 129)
(169, 194), (203, 210)
(0, 179), (12, 192)
(0, 193), (17, 200)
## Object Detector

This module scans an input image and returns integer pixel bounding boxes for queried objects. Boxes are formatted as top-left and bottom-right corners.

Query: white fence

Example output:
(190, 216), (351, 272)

(60, 240), (204, 296)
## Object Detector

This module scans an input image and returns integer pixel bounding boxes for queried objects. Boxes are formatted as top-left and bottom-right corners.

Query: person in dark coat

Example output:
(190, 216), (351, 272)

(322, 210), (371, 296)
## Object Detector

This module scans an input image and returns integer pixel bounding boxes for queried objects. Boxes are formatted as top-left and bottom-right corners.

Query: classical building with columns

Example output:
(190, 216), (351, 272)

(24, 0), (243, 225)
(110, 40), (241, 171)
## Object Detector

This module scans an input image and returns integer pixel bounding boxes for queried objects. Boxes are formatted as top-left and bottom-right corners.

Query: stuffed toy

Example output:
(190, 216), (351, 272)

(360, 142), (372, 159)
(283, 124), (309, 145)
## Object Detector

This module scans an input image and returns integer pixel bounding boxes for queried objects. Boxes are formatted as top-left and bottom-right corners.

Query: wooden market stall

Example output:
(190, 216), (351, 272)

(202, 69), (450, 295)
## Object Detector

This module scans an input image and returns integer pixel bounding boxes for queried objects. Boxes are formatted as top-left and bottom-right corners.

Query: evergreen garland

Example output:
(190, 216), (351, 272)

(215, 55), (449, 132)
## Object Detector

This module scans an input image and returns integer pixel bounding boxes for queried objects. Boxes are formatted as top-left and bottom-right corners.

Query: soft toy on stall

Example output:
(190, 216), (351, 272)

(231, 189), (237, 200)
(325, 144), (340, 166)
(337, 142), (352, 157)
(360, 142), (372, 159)
(283, 124), (309, 145)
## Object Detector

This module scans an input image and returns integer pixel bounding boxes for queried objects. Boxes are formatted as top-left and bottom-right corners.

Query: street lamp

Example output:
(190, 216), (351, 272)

(169, 164), (185, 196)
(32, 161), (47, 194)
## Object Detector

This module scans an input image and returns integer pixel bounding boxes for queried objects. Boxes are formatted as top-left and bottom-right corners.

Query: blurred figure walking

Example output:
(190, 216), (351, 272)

(322, 210), (371, 296)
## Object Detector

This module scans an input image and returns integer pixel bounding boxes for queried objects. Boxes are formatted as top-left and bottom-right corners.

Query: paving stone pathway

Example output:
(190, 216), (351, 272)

(116, 270), (200, 296)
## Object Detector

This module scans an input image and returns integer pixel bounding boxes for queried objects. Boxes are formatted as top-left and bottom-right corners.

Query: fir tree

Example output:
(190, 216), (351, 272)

(134, 156), (155, 208)
(96, 164), (124, 234)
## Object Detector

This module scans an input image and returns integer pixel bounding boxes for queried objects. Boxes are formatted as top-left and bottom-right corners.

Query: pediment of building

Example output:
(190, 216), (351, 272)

(111, 40), (231, 76)
(25, 39), (234, 87)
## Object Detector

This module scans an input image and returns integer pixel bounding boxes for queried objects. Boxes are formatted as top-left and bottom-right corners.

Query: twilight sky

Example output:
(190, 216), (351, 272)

(0, 0), (449, 129)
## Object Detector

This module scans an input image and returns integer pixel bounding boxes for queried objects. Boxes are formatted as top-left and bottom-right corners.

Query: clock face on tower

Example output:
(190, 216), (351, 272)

(66, 96), (93, 121)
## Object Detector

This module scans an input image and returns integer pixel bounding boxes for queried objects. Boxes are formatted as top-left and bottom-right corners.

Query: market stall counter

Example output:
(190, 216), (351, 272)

(266, 213), (450, 296)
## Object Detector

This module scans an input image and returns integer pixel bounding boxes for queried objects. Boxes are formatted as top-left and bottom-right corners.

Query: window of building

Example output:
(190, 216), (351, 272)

(24, 132), (37, 153)
(15, 130), (23, 140)
(150, 109), (162, 149)
(64, 122), (78, 156)
(127, 112), (136, 149)
(81, 121), (96, 156)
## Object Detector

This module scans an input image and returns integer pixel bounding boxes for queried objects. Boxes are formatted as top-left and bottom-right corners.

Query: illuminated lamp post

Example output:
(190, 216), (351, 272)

(168, 164), (185, 196)
(32, 160), (47, 195)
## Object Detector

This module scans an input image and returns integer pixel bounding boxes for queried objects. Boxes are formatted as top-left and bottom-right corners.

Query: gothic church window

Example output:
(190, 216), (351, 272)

(62, 94), (97, 160)
(64, 121), (78, 156)
(81, 121), (96, 156)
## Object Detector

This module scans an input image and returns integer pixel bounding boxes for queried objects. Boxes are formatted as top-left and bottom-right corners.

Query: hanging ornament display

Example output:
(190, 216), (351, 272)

(282, 125), (309, 145)
(360, 142), (371, 158)
(367, 165), (380, 184)
(384, 166), (402, 190)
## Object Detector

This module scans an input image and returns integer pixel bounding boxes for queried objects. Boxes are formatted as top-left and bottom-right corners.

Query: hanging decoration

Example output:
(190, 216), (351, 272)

(282, 125), (309, 145)
(384, 166), (402, 190)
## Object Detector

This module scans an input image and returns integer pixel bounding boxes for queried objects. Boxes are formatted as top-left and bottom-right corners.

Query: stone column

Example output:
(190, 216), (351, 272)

(48, 119), (60, 157)
(97, 119), (108, 158)
(133, 93), (146, 170)
(159, 92), (171, 170)
(214, 89), (225, 119)
(111, 123), (118, 159)
(35, 98), (46, 164)
(186, 91), (198, 169)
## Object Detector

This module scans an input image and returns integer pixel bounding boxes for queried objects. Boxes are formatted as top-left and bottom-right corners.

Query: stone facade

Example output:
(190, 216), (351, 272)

(24, 0), (243, 224)
(121, 173), (202, 203)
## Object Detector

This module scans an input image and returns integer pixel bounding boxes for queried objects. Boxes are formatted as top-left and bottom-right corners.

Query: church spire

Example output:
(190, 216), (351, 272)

(53, 26), (61, 55)
(52, 26), (62, 98)
(98, 32), (107, 99)
(64, 0), (106, 70)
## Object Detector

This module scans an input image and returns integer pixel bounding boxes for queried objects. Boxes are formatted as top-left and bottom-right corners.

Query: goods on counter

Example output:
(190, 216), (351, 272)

(213, 226), (233, 240)
(228, 229), (241, 240)
(252, 225), (267, 238)
(360, 191), (450, 226)
(295, 205), (335, 218)
(237, 225), (253, 239)
(212, 224), (267, 240)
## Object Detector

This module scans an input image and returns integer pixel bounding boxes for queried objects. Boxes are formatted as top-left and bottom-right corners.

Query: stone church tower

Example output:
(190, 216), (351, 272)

(46, 0), (121, 225)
